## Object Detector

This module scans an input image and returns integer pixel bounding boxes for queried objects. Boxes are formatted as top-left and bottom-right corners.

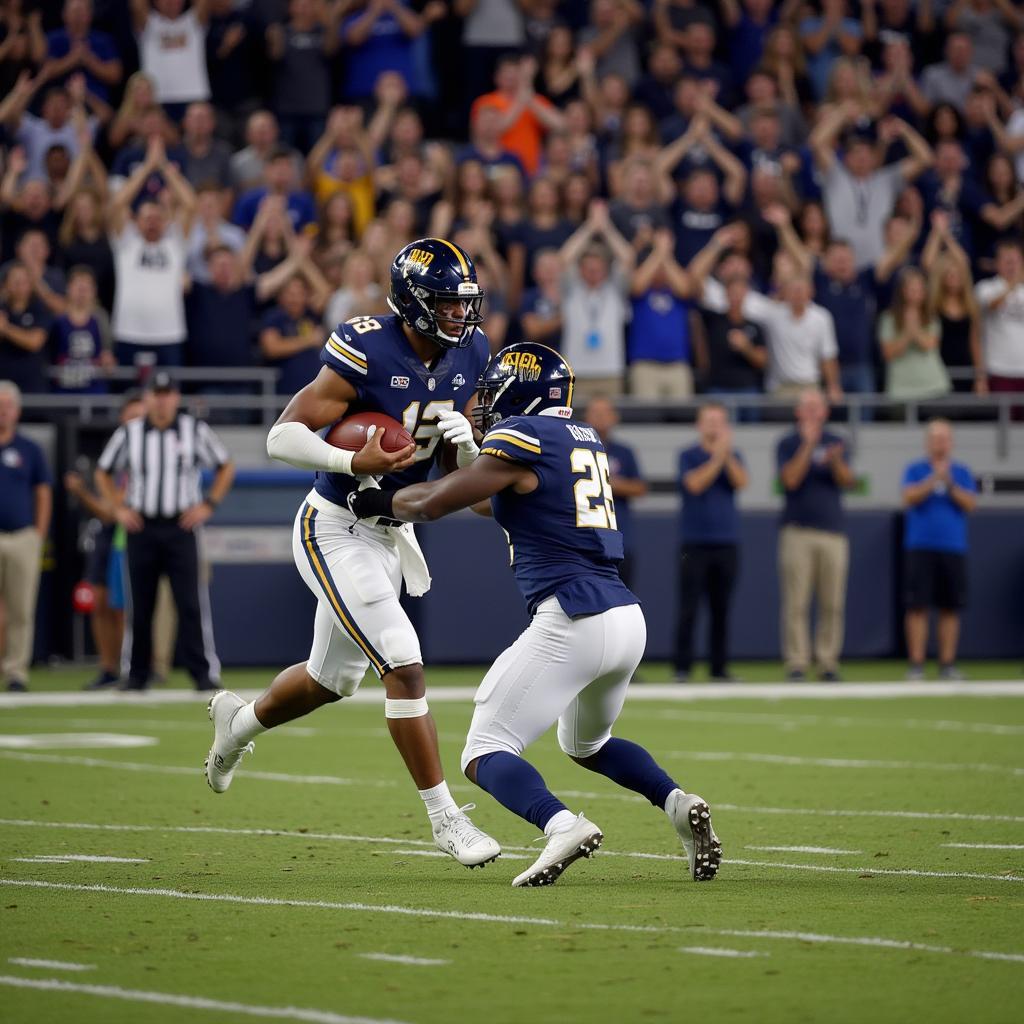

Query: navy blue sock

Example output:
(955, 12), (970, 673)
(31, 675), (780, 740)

(576, 738), (679, 810)
(473, 751), (569, 832)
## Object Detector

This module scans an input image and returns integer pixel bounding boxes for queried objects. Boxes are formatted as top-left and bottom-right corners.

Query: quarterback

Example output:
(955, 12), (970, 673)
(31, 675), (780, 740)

(204, 239), (500, 868)
(349, 343), (723, 887)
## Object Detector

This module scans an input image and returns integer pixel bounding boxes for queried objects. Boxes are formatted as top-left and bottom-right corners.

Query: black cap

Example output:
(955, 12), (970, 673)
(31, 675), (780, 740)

(147, 370), (178, 393)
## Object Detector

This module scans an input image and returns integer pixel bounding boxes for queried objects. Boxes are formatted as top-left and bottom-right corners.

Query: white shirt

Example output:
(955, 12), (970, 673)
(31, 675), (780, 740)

(111, 222), (188, 344)
(703, 279), (838, 391)
(138, 10), (210, 103)
(561, 268), (630, 379)
(975, 276), (1024, 378)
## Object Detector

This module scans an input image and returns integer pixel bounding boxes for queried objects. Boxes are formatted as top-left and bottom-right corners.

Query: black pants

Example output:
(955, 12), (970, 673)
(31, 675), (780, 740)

(125, 519), (218, 687)
(675, 544), (739, 676)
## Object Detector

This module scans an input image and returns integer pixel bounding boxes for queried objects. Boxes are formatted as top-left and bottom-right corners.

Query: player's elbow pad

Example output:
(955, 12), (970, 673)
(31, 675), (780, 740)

(267, 421), (353, 475)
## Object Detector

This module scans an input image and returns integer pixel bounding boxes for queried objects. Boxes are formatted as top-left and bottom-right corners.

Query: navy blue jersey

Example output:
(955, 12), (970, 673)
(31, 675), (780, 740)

(316, 313), (489, 506)
(481, 412), (638, 618)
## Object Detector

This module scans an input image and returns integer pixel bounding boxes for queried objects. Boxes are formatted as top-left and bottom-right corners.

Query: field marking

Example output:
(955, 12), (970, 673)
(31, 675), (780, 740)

(389, 849), (531, 861)
(2, 879), (1022, 966)
(8, 958), (95, 972)
(678, 947), (768, 959)
(12, 854), (149, 864)
(358, 953), (450, 967)
(0, 733), (157, 750)
(671, 750), (1024, 776)
(0, 975), (409, 1024)
(0, 717), (319, 737)
(2, 680), (1023, 709)
(943, 843), (1024, 850)
(628, 708), (1024, 737)
(745, 846), (863, 855)
(725, 858), (1023, 883)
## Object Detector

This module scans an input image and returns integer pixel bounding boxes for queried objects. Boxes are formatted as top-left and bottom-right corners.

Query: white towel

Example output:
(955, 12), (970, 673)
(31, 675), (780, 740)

(393, 523), (431, 597)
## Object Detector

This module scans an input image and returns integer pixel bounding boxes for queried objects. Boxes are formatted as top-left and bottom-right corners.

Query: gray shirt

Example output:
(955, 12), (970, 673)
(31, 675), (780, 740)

(920, 62), (976, 111)
(823, 161), (904, 269)
(560, 266), (630, 379)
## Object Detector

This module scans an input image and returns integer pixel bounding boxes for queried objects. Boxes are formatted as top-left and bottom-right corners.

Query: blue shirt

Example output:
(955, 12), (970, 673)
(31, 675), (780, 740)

(49, 313), (108, 394)
(46, 30), (119, 101)
(902, 459), (976, 553)
(317, 313), (489, 508)
(776, 430), (849, 533)
(0, 433), (51, 532)
(812, 266), (877, 367)
(341, 8), (416, 98)
(233, 188), (316, 231)
(629, 289), (690, 363)
(679, 445), (742, 545)
(187, 283), (257, 368)
(260, 305), (323, 396)
(481, 414), (637, 618)
(604, 439), (641, 552)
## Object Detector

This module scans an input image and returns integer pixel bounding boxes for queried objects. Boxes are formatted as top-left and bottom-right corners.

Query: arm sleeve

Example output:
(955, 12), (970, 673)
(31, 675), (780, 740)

(97, 426), (127, 473)
(818, 308), (838, 360)
(31, 444), (53, 487)
(195, 420), (231, 468)
(953, 464), (977, 493)
(701, 278), (727, 313)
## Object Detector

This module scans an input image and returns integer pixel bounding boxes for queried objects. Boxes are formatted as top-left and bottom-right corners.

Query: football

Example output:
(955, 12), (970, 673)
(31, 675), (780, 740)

(324, 411), (415, 453)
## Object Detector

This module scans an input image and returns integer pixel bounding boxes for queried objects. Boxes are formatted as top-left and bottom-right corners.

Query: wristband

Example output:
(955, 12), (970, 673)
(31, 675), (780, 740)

(456, 440), (480, 469)
(328, 447), (354, 475)
(348, 488), (397, 521)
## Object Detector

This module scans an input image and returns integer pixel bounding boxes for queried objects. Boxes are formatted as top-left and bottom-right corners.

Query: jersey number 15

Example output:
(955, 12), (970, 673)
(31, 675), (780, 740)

(571, 448), (617, 530)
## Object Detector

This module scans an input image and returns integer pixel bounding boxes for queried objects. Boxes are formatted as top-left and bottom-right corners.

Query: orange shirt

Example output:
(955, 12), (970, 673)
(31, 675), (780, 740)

(470, 91), (554, 177)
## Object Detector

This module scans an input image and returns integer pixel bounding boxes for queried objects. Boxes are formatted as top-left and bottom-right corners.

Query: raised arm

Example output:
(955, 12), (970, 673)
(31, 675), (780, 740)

(703, 132), (748, 207)
(883, 117), (934, 181)
(809, 101), (853, 172)
(763, 204), (813, 275)
(161, 155), (198, 233)
(107, 137), (162, 233)
(557, 206), (601, 268)
(130, 0), (150, 34)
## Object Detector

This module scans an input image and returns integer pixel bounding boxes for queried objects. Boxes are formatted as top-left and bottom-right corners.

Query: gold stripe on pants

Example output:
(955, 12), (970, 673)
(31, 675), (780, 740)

(778, 525), (849, 673)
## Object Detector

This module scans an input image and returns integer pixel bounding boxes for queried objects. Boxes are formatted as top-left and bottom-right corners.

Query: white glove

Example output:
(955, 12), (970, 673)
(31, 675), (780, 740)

(436, 408), (480, 468)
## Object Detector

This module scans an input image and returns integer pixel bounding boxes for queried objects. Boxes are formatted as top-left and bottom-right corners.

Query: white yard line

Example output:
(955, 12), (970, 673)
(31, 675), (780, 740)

(8, 958), (95, 972)
(725, 858), (1023, 883)
(0, 975), (409, 1024)
(2, 681), (1023, 709)
(942, 843), (1024, 850)
(678, 947), (768, 959)
(389, 849), (531, 861)
(12, 855), (148, 864)
(745, 846), (863, 855)
(1, 879), (1021, 965)
(670, 750), (1024, 776)
(358, 953), (450, 967)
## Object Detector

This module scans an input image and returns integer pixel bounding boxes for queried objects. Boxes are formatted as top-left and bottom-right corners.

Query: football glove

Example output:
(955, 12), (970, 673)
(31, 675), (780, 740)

(436, 408), (479, 468)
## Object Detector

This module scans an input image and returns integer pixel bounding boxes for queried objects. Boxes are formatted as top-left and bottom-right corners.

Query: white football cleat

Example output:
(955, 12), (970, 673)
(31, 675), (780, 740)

(433, 804), (501, 868)
(512, 814), (603, 888)
(204, 690), (253, 793)
(666, 791), (722, 881)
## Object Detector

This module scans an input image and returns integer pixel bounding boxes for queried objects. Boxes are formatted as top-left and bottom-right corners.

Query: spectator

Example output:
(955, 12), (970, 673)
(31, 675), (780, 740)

(737, 69), (807, 150)
(519, 248), (563, 349)
(131, 0), (212, 119)
(12, 229), (68, 320)
(44, 0), (123, 103)
(95, 371), (234, 692)
(514, 176), (574, 293)
(901, 418), (978, 680)
(582, 394), (646, 587)
(975, 239), (1024, 399)
(266, 0), (343, 153)
(945, 0), (1020, 78)
(720, 0), (777, 88)
(578, 0), (643, 89)
(0, 380), (52, 692)
(633, 42), (682, 123)
(470, 54), (566, 177)
(0, 8), (44, 98)
(108, 104), (187, 199)
(776, 388), (856, 682)
(108, 137), (196, 368)
(923, 212), (987, 394)
(58, 187), (114, 311)
(609, 157), (670, 248)
(186, 183), (246, 284)
(680, 15), (735, 107)
(179, 101), (232, 189)
(106, 71), (159, 153)
(259, 267), (330, 395)
(971, 152), (1024, 276)
(324, 248), (386, 329)
(760, 24), (815, 111)
(921, 31), (979, 111)
(0, 263), (51, 393)
(556, 199), (636, 402)
(458, 0), (527, 106)
(460, 103), (527, 179)
(233, 146), (316, 232)
(675, 402), (747, 683)
(48, 265), (113, 393)
(0, 157), (60, 264)
(205, 0), (258, 141)
(536, 23), (583, 106)
(799, 0), (864, 99)
(879, 266), (950, 400)
(811, 111), (934, 269)
(312, 193), (357, 269)
(627, 229), (696, 399)
(230, 110), (302, 194)
(693, 226), (843, 401)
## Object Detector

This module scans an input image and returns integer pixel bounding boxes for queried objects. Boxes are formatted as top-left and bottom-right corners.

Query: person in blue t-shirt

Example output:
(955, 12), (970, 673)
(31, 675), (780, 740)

(901, 419), (977, 681)
(258, 275), (327, 395)
(232, 148), (316, 231)
(675, 403), (748, 682)
(776, 389), (857, 681)
(0, 380), (52, 692)
(583, 395), (647, 588)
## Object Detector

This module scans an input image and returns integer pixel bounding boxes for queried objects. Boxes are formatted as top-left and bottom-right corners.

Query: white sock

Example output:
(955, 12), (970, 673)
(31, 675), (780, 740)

(663, 788), (687, 816)
(419, 781), (459, 829)
(229, 702), (267, 744)
(544, 810), (578, 836)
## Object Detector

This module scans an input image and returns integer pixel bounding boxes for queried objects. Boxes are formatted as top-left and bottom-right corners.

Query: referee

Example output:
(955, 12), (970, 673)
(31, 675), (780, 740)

(96, 372), (235, 691)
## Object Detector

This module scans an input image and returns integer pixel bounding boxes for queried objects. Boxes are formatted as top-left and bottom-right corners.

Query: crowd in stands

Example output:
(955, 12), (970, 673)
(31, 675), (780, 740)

(1, 0), (1023, 407)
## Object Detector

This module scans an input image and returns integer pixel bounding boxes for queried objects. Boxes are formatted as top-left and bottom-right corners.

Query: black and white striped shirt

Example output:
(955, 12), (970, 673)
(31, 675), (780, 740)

(97, 413), (230, 518)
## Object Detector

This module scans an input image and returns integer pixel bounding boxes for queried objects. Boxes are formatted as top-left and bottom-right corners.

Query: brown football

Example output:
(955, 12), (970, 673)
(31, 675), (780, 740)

(324, 411), (415, 453)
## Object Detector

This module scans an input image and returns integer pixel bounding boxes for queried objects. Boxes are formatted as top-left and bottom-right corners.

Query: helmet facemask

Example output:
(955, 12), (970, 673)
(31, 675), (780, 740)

(391, 280), (485, 349)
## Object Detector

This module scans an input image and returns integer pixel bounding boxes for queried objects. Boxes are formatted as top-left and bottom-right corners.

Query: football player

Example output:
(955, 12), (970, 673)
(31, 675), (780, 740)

(205, 239), (501, 868)
(348, 343), (722, 887)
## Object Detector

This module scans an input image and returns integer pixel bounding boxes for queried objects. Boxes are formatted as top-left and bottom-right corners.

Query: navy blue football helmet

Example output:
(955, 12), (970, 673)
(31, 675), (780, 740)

(387, 238), (484, 349)
(474, 343), (575, 431)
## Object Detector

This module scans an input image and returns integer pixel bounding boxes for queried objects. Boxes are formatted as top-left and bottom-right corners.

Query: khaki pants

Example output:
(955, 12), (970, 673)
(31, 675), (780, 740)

(778, 525), (849, 673)
(0, 527), (43, 684)
(772, 382), (818, 400)
(572, 375), (624, 407)
(629, 361), (694, 400)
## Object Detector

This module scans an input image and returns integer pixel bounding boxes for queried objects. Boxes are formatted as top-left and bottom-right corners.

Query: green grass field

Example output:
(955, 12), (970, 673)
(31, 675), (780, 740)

(1, 665), (1022, 1024)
